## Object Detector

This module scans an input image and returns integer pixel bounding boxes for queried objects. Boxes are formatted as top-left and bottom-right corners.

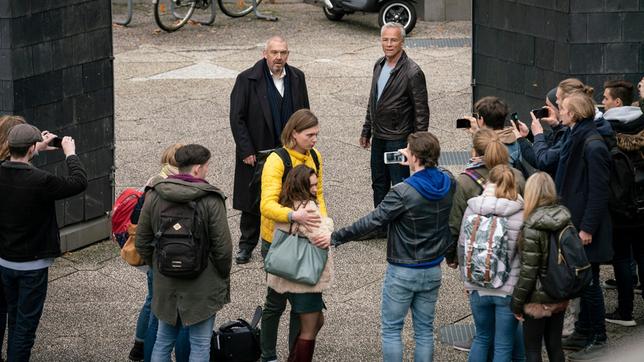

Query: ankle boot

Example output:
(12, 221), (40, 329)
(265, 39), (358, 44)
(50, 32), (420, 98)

(287, 338), (316, 362)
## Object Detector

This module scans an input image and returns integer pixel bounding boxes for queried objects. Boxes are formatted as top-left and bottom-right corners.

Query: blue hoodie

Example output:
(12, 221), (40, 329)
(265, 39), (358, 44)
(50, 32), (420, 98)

(404, 167), (452, 201)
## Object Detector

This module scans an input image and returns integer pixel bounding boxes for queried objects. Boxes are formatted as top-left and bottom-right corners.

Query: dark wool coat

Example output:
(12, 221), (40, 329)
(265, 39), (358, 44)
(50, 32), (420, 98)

(229, 59), (309, 212)
(555, 118), (613, 263)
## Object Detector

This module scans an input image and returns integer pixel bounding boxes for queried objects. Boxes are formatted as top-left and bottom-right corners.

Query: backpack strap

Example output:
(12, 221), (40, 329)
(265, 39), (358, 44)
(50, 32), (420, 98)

(274, 148), (293, 184)
(466, 215), (482, 281)
(309, 148), (320, 173)
(484, 217), (498, 283)
(462, 168), (486, 190)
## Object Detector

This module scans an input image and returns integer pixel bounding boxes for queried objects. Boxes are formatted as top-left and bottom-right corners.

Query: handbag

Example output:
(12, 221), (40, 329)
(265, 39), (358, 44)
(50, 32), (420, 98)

(120, 223), (145, 267)
(264, 224), (328, 286)
(211, 306), (262, 362)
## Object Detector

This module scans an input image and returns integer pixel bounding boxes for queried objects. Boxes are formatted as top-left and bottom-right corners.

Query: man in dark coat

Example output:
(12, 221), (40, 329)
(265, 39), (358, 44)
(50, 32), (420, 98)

(359, 22), (429, 239)
(229, 35), (310, 264)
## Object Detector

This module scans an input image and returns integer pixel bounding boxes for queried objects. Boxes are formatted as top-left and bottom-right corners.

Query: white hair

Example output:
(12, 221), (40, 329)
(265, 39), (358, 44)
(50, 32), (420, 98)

(380, 22), (406, 40)
(264, 35), (287, 50)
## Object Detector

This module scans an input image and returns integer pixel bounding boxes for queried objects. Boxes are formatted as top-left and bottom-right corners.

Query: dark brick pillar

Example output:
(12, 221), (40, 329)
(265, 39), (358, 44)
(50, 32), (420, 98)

(473, 0), (644, 117)
(0, 0), (114, 251)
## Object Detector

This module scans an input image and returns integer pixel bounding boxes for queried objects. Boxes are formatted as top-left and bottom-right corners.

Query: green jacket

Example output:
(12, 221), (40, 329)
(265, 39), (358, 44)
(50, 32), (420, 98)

(511, 204), (571, 314)
(136, 178), (233, 326)
(446, 165), (525, 263)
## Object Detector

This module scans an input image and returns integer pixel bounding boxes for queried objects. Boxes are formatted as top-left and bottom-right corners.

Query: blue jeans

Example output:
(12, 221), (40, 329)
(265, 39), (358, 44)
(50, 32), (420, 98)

(370, 138), (410, 207)
(0, 266), (49, 362)
(151, 316), (214, 362)
(381, 264), (441, 362)
(135, 269), (154, 342)
(468, 291), (517, 362)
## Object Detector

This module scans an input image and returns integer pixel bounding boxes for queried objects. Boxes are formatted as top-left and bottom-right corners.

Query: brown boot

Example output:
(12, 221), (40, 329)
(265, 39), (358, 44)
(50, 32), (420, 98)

(287, 338), (316, 362)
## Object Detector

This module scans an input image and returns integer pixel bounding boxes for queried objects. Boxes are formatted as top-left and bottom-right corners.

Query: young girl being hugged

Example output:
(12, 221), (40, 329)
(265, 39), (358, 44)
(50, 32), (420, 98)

(268, 164), (333, 362)
(511, 172), (570, 362)
(458, 164), (524, 362)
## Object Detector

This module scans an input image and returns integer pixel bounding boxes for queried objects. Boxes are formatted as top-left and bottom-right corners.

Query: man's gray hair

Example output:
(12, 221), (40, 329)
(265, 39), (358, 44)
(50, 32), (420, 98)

(380, 22), (406, 40)
(264, 35), (287, 50)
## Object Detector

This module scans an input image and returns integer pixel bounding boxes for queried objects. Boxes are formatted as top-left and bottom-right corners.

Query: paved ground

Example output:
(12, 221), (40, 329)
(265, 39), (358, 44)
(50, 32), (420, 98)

(26, 2), (644, 361)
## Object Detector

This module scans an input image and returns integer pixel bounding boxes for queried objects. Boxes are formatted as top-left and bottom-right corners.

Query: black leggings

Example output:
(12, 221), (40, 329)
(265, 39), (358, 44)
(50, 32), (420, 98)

(523, 311), (565, 362)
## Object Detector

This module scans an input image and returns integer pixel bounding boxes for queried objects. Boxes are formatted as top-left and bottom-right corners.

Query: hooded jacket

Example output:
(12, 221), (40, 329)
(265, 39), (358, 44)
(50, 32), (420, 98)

(333, 168), (455, 265)
(457, 184), (524, 297)
(136, 177), (232, 326)
(511, 205), (571, 317)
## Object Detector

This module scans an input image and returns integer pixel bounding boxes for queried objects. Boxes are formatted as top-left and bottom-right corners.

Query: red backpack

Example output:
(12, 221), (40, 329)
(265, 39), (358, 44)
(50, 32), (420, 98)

(111, 188), (143, 248)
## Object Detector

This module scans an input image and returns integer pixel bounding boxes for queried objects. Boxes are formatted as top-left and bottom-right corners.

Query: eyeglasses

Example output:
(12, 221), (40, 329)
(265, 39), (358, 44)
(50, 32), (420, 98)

(269, 50), (289, 56)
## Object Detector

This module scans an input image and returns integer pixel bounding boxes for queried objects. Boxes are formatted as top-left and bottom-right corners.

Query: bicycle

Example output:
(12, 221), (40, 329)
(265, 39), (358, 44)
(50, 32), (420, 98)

(153, 0), (270, 32)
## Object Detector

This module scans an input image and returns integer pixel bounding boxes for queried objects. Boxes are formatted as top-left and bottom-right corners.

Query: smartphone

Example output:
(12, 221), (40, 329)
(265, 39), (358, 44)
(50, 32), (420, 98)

(596, 104), (605, 112)
(509, 112), (521, 130)
(383, 151), (406, 164)
(531, 108), (549, 119)
(50, 137), (63, 148)
(456, 118), (471, 129)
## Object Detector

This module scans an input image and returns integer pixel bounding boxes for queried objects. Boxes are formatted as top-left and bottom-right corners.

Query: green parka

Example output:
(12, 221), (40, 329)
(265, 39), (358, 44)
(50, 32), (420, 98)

(511, 204), (571, 315)
(136, 178), (233, 326)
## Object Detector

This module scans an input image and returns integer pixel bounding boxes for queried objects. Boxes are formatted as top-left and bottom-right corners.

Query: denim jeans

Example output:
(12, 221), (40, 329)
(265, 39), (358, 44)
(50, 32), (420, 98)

(370, 138), (410, 207)
(135, 269), (154, 342)
(0, 266), (49, 362)
(575, 263), (606, 339)
(381, 264), (441, 362)
(612, 226), (644, 319)
(468, 291), (517, 362)
(144, 268), (189, 362)
(151, 316), (214, 362)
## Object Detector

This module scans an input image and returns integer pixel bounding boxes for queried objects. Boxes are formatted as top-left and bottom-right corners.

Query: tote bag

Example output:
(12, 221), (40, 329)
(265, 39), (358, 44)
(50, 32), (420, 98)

(264, 226), (328, 286)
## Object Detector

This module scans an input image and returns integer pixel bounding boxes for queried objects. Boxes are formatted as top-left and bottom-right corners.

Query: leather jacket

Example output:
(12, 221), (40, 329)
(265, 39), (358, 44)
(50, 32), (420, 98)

(361, 51), (430, 141)
(333, 174), (455, 265)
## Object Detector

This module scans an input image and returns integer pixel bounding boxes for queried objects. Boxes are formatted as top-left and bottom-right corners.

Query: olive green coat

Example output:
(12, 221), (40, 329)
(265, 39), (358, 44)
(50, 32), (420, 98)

(511, 204), (571, 315)
(136, 178), (233, 326)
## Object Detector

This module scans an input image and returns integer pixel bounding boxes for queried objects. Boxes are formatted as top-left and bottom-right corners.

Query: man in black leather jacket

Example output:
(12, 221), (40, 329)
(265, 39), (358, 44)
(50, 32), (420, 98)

(333, 132), (454, 361)
(359, 22), (430, 214)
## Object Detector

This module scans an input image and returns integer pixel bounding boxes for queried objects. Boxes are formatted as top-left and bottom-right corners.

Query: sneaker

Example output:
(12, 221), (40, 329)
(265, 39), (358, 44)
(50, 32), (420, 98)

(567, 337), (607, 361)
(128, 341), (144, 361)
(636, 285), (643, 295)
(605, 310), (636, 327)
(562, 331), (589, 351)
(235, 248), (252, 264)
(601, 279), (617, 289)
(452, 338), (472, 352)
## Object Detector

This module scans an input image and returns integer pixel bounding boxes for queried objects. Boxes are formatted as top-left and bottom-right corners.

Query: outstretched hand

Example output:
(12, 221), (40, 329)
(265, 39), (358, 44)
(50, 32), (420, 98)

(311, 233), (331, 249)
(292, 208), (321, 230)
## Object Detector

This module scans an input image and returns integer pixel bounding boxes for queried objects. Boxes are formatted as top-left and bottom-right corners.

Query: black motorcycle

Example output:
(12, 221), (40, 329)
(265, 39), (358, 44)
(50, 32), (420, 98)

(323, 0), (418, 34)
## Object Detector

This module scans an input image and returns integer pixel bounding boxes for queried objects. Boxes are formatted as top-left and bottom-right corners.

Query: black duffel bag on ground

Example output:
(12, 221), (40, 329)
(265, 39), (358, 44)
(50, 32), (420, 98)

(211, 306), (262, 362)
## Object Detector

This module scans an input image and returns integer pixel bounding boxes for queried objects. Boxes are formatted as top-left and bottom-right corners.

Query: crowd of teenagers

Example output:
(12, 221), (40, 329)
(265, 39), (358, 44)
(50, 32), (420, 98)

(0, 22), (643, 362)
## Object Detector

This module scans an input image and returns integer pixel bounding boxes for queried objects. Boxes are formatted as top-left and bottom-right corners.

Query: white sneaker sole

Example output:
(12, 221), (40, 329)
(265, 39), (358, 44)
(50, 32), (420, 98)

(605, 317), (636, 327)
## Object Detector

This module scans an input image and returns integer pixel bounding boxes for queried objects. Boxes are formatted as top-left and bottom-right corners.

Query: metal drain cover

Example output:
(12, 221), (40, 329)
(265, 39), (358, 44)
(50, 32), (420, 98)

(406, 38), (472, 48)
(438, 151), (470, 166)
(438, 323), (476, 345)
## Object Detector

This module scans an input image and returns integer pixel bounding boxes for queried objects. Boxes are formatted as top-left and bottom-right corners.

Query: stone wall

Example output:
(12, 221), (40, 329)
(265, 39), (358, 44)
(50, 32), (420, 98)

(0, 0), (114, 250)
(473, 0), (644, 116)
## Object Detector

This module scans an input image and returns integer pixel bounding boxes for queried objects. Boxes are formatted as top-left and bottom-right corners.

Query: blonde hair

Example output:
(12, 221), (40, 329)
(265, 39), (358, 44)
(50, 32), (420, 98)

(160, 143), (183, 167)
(472, 128), (510, 169)
(558, 78), (594, 98)
(0, 115), (27, 160)
(280, 109), (319, 149)
(523, 172), (558, 218)
(562, 93), (596, 122)
(488, 164), (518, 200)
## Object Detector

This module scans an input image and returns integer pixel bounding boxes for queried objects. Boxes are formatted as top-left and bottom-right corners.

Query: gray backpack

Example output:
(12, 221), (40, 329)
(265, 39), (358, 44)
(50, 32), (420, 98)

(462, 214), (511, 288)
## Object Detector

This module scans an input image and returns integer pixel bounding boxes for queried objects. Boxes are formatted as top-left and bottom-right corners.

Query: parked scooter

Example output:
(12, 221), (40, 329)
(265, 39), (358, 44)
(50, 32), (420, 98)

(323, 0), (417, 34)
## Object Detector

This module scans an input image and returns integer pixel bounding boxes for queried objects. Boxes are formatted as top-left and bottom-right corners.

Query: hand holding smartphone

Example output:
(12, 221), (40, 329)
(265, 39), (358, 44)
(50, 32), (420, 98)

(50, 137), (63, 148)
(531, 108), (549, 119)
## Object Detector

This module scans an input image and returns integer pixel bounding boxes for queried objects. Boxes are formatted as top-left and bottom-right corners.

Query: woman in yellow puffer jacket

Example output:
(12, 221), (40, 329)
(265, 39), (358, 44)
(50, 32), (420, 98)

(259, 109), (331, 362)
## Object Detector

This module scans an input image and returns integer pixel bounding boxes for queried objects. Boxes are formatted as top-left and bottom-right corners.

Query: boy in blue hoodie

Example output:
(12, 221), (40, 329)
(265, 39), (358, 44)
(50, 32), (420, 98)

(332, 132), (455, 362)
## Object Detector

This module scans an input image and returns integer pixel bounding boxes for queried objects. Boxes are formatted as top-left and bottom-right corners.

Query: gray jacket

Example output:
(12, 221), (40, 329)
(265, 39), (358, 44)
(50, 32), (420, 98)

(333, 174), (455, 265)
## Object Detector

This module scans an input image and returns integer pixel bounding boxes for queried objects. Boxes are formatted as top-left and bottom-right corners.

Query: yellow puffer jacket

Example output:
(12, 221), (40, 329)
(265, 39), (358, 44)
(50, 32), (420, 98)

(260, 147), (327, 243)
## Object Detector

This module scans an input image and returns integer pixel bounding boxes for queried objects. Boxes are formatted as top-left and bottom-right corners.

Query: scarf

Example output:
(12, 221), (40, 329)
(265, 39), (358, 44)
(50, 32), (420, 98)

(264, 61), (294, 145)
(168, 174), (209, 184)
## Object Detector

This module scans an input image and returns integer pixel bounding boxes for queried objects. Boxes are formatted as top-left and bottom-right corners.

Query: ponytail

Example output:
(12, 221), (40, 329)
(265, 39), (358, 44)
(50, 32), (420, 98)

(489, 164), (518, 201)
(472, 128), (510, 169)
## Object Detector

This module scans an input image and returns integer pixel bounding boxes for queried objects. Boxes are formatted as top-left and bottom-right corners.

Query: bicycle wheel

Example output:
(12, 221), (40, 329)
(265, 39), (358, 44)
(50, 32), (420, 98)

(218, 0), (263, 18)
(154, 0), (197, 32)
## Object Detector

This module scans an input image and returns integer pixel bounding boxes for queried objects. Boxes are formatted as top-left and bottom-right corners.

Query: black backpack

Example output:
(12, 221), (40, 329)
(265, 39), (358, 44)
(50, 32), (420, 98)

(585, 135), (644, 219)
(540, 224), (592, 300)
(154, 198), (209, 279)
(247, 148), (320, 212)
